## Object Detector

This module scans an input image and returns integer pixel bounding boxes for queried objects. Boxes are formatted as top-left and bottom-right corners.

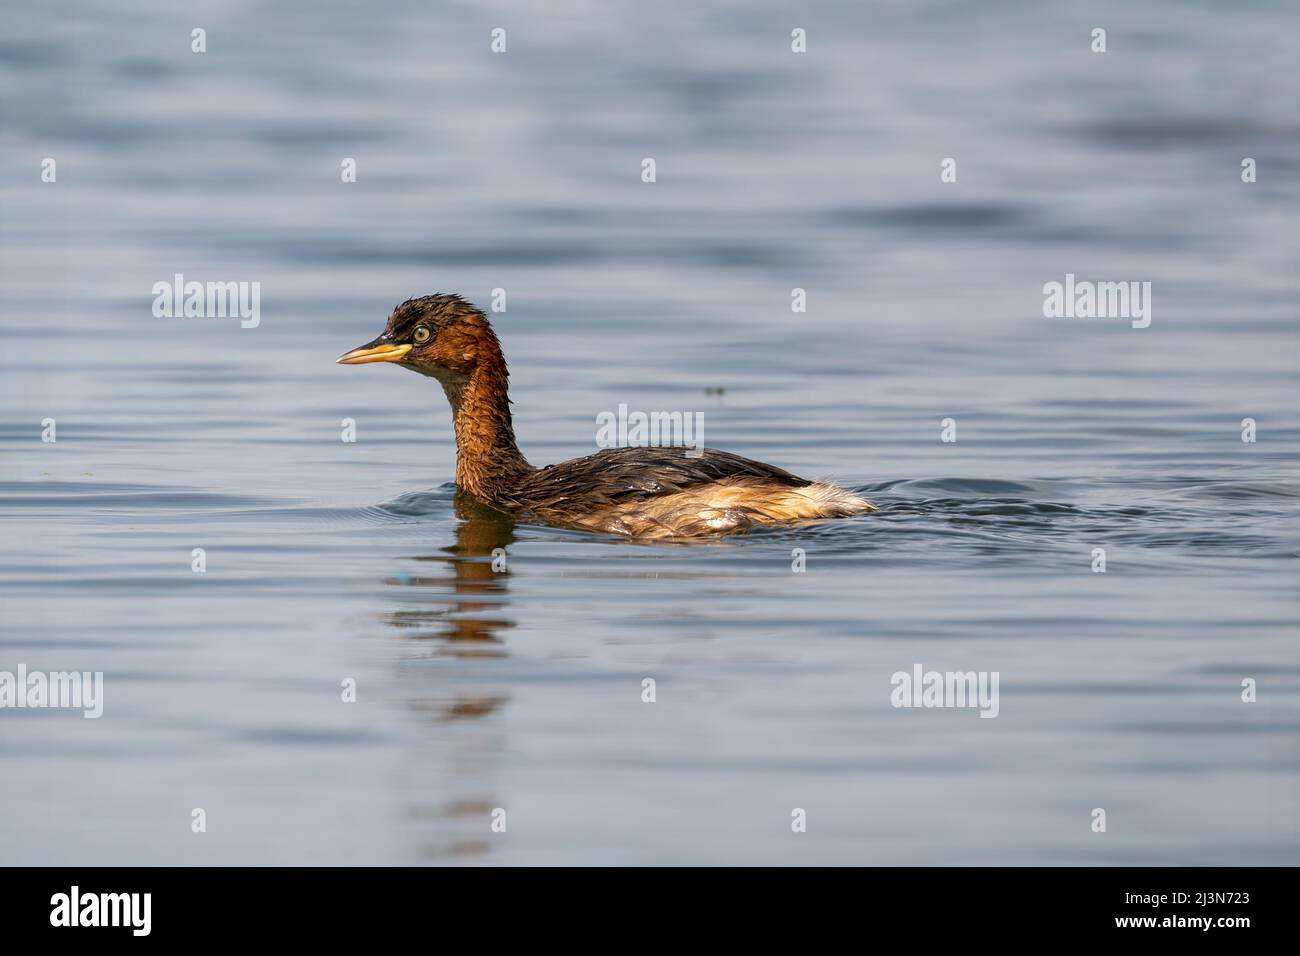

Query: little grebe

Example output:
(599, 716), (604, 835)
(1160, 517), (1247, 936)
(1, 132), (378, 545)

(338, 295), (875, 538)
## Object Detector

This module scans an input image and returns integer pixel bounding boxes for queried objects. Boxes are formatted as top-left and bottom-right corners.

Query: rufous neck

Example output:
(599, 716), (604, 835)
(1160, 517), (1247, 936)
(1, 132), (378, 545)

(438, 359), (531, 499)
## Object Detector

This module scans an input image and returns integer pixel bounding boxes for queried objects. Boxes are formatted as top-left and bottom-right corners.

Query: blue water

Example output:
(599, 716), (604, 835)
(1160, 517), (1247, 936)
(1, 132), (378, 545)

(1, 0), (1297, 864)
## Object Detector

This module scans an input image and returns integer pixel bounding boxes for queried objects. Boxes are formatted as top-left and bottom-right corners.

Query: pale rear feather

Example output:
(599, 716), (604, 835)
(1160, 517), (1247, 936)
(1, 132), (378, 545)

(562, 476), (876, 539)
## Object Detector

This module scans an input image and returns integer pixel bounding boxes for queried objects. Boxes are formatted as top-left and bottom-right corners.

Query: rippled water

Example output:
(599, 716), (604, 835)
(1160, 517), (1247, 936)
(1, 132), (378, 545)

(2, 1), (1298, 864)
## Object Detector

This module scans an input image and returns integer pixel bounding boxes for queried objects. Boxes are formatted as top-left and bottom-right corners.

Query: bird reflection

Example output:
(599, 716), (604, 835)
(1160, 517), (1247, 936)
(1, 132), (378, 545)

(384, 492), (517, 661)
(384, 494), (517, 861)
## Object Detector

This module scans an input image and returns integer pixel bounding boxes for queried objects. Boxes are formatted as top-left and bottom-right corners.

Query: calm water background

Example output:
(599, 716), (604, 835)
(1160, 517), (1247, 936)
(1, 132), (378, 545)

(2, 0), (1298, 865)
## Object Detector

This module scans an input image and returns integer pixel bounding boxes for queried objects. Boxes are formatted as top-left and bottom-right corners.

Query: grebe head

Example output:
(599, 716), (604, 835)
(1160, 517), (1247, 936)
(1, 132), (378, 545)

(336, 294), (495, 379)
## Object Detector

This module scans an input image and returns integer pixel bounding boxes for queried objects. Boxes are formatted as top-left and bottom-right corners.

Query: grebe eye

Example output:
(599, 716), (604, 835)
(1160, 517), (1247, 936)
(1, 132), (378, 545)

(412, 326), (431, 345)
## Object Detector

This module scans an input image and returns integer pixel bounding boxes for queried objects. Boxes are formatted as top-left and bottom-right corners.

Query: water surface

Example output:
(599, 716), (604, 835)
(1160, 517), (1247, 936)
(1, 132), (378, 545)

(1, 0), (1298, 864)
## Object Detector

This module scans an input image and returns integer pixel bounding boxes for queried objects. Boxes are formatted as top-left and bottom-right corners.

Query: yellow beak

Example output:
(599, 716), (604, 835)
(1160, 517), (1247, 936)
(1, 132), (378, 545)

(336, 342), (412, 365)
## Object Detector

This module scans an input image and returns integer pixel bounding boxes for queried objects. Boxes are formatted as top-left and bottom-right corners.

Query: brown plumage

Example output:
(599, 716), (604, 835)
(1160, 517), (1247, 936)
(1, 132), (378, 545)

(338, 295), (876, 539)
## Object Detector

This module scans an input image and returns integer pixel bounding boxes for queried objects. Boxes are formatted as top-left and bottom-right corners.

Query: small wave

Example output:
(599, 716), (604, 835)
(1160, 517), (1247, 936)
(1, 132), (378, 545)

(863, 477), (1051, 497)
(0, 480), (279, 511)
(1182, 480), (1300, 501)
(371, 486), (458, 518)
